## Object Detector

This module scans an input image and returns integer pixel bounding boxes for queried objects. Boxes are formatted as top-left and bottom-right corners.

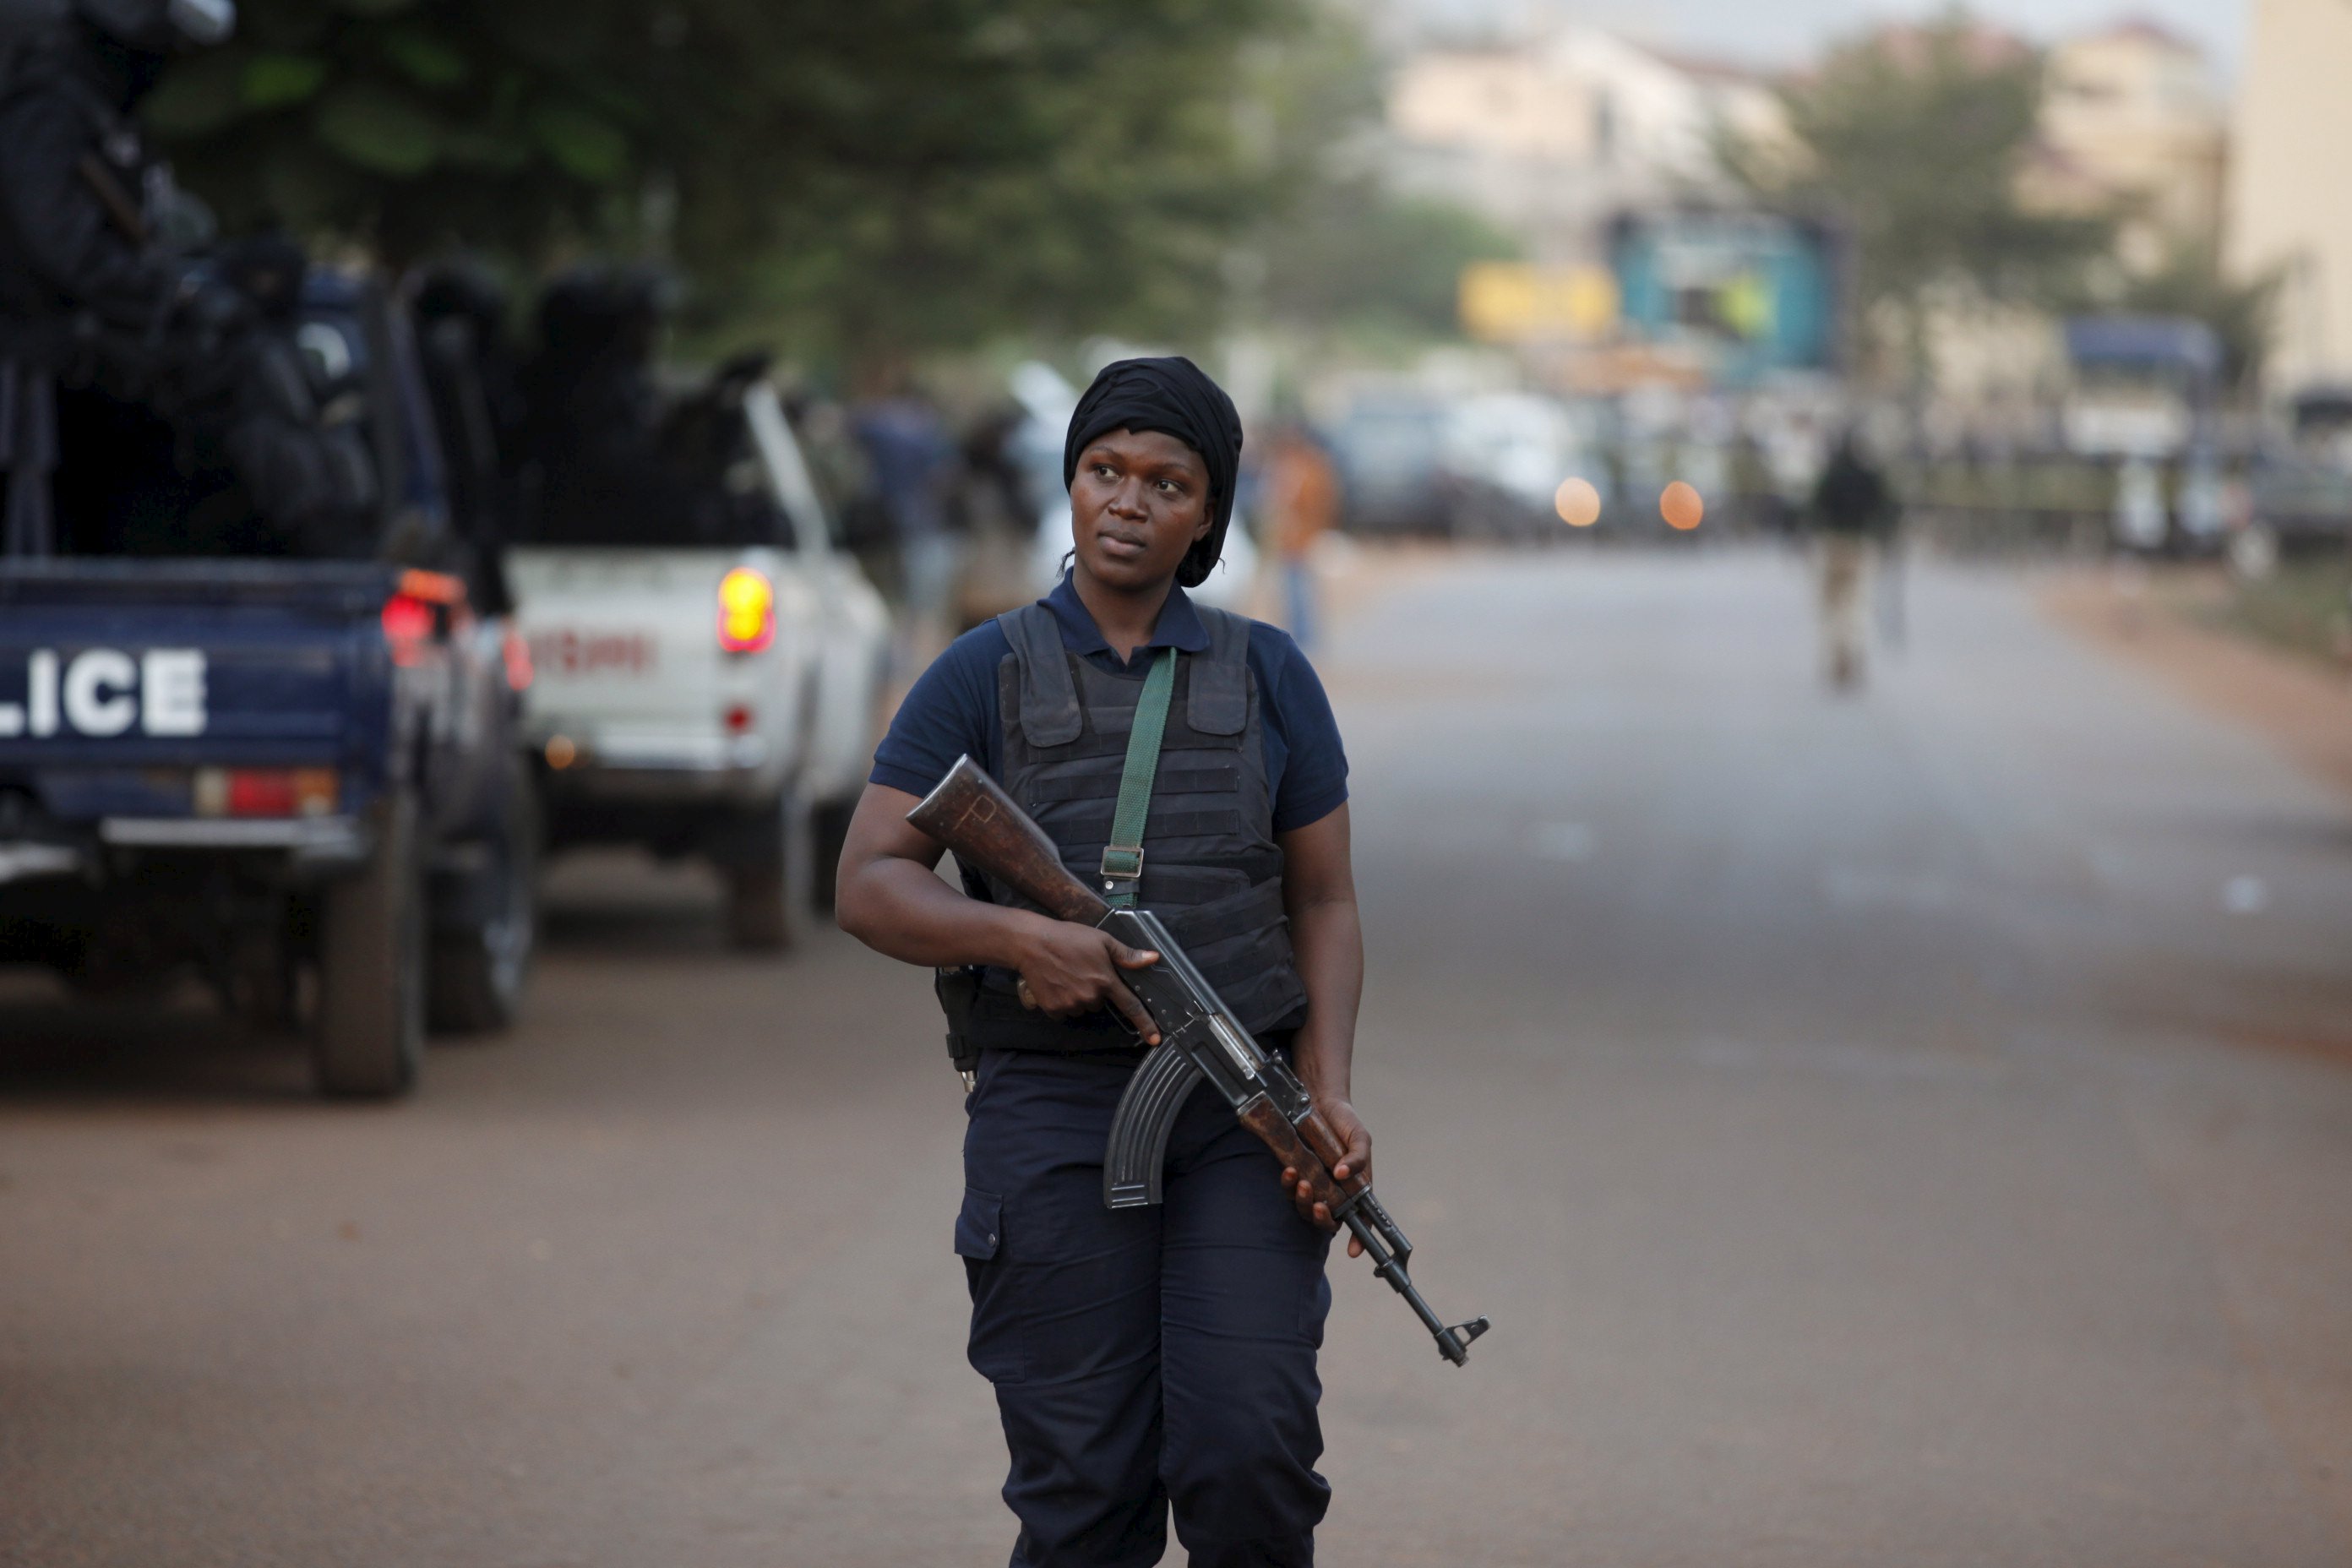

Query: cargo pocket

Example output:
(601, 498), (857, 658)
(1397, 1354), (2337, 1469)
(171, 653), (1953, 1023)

(956, 1187), (1025, 1384)
(955, 1186), (1003, 1263)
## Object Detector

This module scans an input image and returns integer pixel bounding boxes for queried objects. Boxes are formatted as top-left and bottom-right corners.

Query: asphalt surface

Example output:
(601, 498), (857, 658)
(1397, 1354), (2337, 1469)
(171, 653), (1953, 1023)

(4, 548), (2350, 1566)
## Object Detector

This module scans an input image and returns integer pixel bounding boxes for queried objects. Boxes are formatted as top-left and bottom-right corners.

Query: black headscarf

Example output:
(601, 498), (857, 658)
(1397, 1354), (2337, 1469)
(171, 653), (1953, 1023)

(1063, 356), (1243, 588)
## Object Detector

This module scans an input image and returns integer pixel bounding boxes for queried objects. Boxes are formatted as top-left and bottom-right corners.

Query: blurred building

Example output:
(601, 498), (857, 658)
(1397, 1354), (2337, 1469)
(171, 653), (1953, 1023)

(1384, 27), (1783, 263)
(2228, 0), (2352, 395)
(2031, 20), (2228, 270)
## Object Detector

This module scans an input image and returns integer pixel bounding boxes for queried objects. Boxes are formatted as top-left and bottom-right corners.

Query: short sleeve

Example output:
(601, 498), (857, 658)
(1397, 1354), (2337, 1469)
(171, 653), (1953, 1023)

(868, 623), (1008, 798)
(1255, 628), (1348, 833)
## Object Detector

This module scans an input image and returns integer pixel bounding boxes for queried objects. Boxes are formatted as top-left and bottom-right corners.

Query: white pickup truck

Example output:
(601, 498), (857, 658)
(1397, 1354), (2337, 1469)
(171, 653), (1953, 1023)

(507, 378), (890, 948)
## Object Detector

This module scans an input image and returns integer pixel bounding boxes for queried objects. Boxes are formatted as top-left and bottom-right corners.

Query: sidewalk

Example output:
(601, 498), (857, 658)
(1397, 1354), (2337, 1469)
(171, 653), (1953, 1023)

(2039, 565), (2352, 801)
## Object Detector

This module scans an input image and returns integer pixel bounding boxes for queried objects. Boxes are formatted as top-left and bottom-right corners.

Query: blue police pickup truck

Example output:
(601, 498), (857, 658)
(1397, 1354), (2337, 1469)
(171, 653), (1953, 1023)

(0, 270), (536, 1097)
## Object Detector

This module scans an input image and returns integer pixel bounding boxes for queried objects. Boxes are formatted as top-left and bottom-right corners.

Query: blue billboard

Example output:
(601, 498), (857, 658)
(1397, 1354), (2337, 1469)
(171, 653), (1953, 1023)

(1608, 211), (1843, 385)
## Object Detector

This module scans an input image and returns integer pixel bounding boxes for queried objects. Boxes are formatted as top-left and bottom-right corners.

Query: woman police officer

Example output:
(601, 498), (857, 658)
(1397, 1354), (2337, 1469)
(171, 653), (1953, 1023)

(836, 356), (1368, 1568)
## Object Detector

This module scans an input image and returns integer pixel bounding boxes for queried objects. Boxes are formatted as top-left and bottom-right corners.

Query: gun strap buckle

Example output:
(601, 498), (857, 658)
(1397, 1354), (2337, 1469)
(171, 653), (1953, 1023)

(1099, 844), (1145, 890)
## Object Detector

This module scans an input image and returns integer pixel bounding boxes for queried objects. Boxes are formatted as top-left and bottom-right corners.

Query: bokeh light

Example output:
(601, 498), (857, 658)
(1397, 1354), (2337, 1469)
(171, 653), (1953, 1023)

(1660, 481), (1705, 531)
(1554, 476), (1602, 527)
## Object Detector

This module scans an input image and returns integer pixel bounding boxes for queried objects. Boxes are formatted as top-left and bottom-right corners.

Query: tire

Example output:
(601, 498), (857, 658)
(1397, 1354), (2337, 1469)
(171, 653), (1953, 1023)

(808, 798), (853, 914)
(719, 793), (803, 952)
(427, 767), (541, 1034)
(314, 790), (426, 1098)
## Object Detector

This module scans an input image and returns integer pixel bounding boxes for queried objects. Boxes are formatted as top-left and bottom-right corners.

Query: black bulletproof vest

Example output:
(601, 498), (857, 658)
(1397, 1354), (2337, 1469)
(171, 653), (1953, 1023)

(951, 601), (1308, 1053)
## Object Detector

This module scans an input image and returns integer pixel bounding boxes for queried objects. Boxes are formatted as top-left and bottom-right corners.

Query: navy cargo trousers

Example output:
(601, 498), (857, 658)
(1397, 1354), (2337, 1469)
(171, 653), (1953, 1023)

(957, 1046), (1334, 1568)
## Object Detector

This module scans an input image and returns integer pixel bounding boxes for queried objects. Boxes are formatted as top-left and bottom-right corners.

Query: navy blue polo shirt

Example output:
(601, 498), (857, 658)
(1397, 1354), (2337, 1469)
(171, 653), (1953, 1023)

(869, 574), (1348, 833)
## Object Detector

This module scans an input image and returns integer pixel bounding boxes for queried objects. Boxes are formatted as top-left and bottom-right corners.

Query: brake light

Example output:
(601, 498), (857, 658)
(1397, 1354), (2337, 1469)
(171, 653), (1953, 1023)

(193, 767), (339, 818)
(717, 567), (775, 654)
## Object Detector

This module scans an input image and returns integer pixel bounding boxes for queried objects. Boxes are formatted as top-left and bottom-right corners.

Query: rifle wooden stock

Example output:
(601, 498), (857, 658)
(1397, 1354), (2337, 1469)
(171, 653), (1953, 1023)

(907, 755), (1109, 926)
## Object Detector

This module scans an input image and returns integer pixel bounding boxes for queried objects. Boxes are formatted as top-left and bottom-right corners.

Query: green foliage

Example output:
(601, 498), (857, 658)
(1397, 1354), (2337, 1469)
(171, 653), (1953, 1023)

(150, 0), (1307, 363)
(1265, 187), (1520, 336)
(1239, 8), (1517, 340)
(2216, 558), (2352, 670)
(1719, 16), (2113, 366)
(730, 2), (1284, 367)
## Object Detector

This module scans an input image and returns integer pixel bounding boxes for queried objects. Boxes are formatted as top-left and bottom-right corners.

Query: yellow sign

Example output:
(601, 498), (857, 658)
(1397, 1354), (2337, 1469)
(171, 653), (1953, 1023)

(1459, 264), (1620, 344)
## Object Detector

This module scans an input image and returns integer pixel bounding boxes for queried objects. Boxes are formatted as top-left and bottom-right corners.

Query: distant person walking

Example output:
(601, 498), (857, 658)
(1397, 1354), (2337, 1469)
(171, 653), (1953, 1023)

(853, 382), (961, 664)
(1809, 432), (1898, 690)
(1260, 423), (1341, 650)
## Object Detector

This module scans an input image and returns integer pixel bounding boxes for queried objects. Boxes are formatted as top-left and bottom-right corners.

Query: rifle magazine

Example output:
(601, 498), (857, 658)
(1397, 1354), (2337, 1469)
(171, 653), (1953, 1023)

(1102, 1038), (1205, 1210)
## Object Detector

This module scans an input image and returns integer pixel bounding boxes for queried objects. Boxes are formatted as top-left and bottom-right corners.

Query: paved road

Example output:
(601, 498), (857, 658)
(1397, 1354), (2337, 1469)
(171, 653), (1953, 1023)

(4, 549), (2350, 1566)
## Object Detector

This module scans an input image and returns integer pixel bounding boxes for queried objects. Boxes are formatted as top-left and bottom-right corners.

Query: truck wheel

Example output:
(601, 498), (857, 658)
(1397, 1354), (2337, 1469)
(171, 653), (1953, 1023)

(808, 798), (854, 914)
(721, 795), (800, 952)
(314, 791), (426, 1098)
(428, 768), (541, 1034)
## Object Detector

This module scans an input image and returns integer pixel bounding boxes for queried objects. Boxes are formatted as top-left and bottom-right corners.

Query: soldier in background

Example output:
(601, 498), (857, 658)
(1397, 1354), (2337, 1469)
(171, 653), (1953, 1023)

(0, 0), (373, 558)
(413, 258), (524, 612)
(514, 263), (709, 548)
(852, 375), (961, 666)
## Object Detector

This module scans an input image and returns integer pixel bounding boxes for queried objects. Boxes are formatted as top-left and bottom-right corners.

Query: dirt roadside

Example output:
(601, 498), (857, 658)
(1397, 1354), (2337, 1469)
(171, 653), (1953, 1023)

(2040, 566), (2352, 801)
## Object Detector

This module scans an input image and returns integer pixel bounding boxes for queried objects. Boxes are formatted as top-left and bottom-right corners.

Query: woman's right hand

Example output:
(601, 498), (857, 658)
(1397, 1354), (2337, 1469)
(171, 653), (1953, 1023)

(1013, 921), (1162, 1043)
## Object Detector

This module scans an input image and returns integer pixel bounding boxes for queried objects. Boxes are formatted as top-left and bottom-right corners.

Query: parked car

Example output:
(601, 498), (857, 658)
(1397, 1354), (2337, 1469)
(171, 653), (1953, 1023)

(1330, 395), (1462, 537)
(0, 268), (537, 1097)
(506, 370), (890, 948)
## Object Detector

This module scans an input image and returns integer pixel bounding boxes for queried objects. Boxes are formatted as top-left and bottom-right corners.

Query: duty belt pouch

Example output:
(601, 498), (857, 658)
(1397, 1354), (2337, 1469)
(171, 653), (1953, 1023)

(936, 965), (983, 1076)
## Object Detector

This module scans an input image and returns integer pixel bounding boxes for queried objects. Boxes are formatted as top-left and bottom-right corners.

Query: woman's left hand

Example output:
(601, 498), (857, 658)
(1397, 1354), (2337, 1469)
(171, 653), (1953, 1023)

(1282, 1097), (1372, 1257)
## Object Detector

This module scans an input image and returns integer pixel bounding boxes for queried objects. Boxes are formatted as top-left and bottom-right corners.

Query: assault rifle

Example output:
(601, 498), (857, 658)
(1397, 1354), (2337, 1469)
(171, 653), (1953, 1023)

(909, 755), (1490, 1367)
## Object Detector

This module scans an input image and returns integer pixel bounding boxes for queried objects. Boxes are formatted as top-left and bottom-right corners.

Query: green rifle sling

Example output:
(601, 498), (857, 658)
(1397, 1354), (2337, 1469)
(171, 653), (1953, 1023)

(1098, 645), (1177, 907)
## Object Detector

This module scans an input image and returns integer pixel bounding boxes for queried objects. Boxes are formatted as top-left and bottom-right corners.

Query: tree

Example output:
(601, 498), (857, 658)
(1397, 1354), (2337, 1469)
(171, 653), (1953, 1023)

(1261, 187), (1520, 339)
(1718, 16), (2112, 384)
(145, 0), (1299, 364)
(1243, 11), (1520, 340)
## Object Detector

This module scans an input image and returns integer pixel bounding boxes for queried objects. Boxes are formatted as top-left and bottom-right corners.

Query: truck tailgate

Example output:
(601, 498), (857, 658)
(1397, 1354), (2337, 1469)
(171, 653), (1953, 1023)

(509, 546), (814, 766)
(0, 560), (397, 820)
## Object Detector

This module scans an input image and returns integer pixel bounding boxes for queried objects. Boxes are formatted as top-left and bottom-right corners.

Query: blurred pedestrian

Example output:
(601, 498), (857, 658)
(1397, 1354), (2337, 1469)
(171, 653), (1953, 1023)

(950, 403), (1043, 629)
(836, 356), (1364, 1568)
(852, 376), (959, 665)
(1810, 430), (1898, 690)
(1259, 422), (1340, 650)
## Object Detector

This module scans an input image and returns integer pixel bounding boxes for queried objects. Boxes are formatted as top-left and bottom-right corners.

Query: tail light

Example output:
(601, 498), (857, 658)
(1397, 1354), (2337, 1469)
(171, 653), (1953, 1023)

(194, 767), (340, 818)
(717, 566), (776, 654)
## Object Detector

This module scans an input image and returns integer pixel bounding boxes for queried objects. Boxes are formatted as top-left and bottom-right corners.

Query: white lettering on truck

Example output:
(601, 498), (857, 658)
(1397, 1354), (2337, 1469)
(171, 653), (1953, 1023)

(141, 650), (207, 735)
(63, 649), (135, 736)
(0, 648), (208, 738)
